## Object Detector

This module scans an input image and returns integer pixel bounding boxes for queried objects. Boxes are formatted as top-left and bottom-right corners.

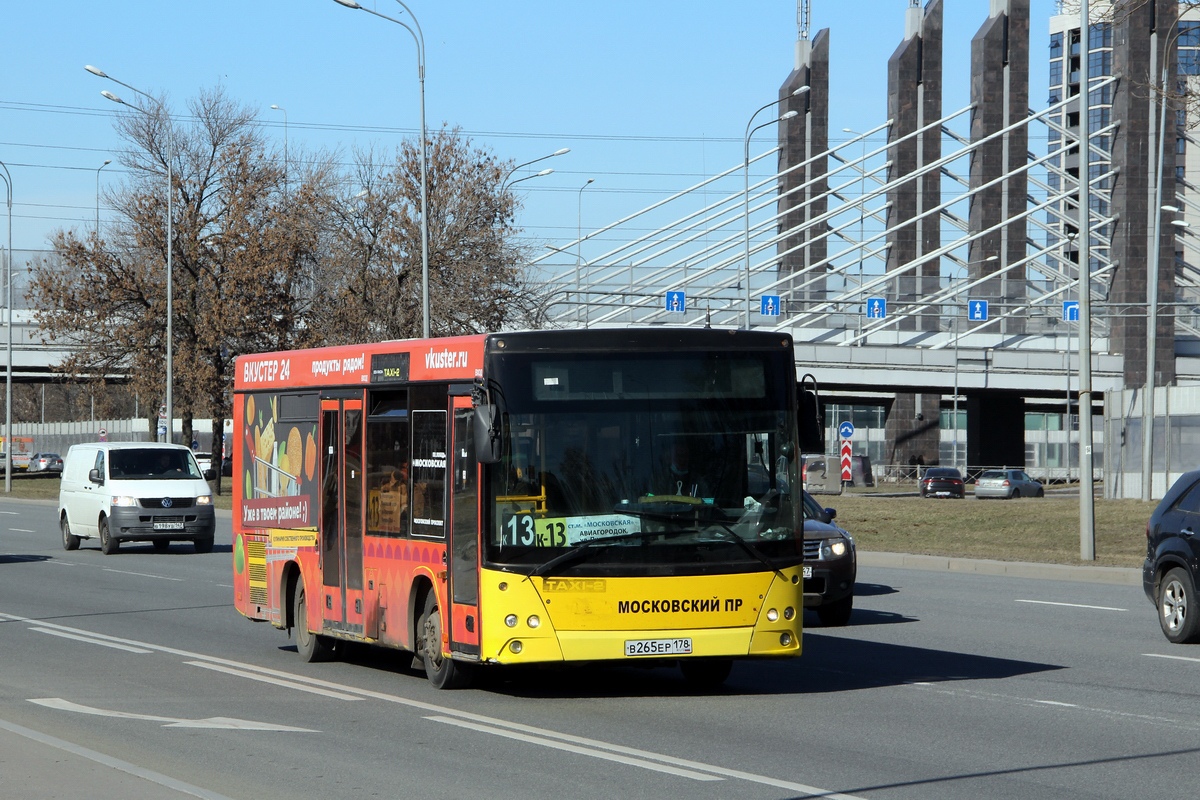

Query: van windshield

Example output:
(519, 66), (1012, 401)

(109, 449), (203, 480)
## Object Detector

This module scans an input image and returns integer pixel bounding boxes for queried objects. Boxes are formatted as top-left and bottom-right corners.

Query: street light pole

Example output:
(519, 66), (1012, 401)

(577, 178), (594, 326)
(743, 85), (808, 329)
(270, 104), (288, 200)
(333, 0), (430, 338)
(95, 159), (111, 239)
(842, 128), (867, 318)
(87, 64), (174, 443)
(1144, 19), (1187, 501)
(0, 161), (11, 492)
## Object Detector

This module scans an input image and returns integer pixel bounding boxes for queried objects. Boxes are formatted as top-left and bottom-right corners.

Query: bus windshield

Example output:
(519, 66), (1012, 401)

(484, 349), (801, 574)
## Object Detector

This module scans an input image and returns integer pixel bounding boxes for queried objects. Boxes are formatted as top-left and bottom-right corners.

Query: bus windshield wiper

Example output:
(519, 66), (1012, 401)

(528, 530), (670, 578)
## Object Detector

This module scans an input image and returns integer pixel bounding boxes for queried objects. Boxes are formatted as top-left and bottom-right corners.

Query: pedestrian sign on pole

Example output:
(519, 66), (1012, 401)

(760, 295), (781, 317)
(866, 297), (887, 319)
(968, 299), (989, 321)
(1062, 301), (1080, 322)
(665, 291), (686, 313)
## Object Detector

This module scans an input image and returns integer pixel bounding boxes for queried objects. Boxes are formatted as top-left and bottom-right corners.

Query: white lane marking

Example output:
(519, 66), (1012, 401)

(11, 528), (34, 533)
(0, 716), (237, 800)
(1015, 599), (1126, 612)
(905, 681), (1199, 730)
(184, 661), (362, 701)
(1036, 700), (1078, 707)
(1, 610), (865, 798)
(29, 627), (153, 653)
(102, 568), (184, 581)
(426, 715), (721, 782)
(1144, 653), (1200, 664)
(0, 511), (18, 515)
(29, 698), (316, 731)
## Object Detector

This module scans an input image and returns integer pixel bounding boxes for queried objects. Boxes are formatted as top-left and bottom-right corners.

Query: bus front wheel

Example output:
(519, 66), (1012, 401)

(419, 592), (473, 689)
(293, 579), (332, 662)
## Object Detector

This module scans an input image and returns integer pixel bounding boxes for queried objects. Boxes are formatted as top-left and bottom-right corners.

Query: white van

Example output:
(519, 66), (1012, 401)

(58, 442), (216, 555)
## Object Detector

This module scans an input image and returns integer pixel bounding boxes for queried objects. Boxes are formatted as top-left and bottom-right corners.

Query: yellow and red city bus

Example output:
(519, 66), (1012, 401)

(232, 328), (806, 688)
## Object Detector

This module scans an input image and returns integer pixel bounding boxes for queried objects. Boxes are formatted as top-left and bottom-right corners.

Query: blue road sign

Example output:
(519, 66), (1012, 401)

(866, 297), (887, 319)
(838, 421), (855, 440)
(1062, 301), (1080, 322)
(968, 299), (989, 321)
(760, 295), (781, 317)
(665, 291), (686, 313)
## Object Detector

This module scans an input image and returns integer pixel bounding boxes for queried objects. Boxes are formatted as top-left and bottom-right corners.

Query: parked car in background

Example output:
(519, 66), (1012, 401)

(920, 467), (965, 498)
(974, 469), (1043, 499)
(802, 490), (856, 626)
(1143, 470), (1200, 643)
(27, 453), (64, 474)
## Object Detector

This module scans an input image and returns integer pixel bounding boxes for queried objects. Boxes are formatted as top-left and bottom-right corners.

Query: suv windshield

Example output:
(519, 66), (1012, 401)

(110, 449), (203, 480)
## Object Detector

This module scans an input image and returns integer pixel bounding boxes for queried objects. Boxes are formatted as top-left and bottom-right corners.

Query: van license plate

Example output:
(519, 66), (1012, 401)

(624, 638), (692, 657)
(153, 521), (184, 531)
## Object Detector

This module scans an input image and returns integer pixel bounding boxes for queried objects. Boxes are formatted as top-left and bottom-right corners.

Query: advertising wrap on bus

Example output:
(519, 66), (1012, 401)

(231, 329), (810, 690)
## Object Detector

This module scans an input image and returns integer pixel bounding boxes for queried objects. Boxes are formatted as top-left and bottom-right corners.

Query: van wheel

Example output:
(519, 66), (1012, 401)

(152, 540), (170, 554)
(99, 518), (119, 555)
(1159, 568), (1200, 643)
(419, 592), (473, 689)
(293, 578), (332, 662)
(193, 536), (214, 554)
(61, 517), (80, 551)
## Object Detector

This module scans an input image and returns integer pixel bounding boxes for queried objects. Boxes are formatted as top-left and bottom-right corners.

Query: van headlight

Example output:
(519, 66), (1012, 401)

(112, 496), (138, 507)
(196, 495), (213, 506)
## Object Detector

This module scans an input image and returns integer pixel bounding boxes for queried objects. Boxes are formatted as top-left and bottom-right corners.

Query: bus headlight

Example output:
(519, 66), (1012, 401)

(505, 614), (518, 628)
(526, 615), (541, 628)
(779, 632), (793, 647)
(766, 608), (779, 622)
(783, 606), (795, 620)
(510, 640), (523, 654)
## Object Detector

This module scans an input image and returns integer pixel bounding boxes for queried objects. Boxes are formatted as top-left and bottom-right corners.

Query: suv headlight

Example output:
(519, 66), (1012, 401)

(820, 536), (849, 559)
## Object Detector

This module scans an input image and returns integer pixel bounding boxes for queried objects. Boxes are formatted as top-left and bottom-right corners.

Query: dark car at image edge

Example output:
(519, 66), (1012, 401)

(1143, 470), (1200, 643)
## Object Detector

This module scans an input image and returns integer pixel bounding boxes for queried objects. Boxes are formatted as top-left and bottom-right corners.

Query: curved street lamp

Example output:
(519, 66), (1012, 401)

(95, 159), (112, 239)
(86, 64), (174, 444)
(744, 85), (809, 328)
(501, 147), (569, 188)
(333, 0), (431, 338)
(577, 178), (594, 326)
(504, 168), (553, 191)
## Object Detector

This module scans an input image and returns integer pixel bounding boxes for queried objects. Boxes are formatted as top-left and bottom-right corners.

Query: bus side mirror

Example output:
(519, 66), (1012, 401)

(797, 374), (823, 454)
(474, 404), (502, 464)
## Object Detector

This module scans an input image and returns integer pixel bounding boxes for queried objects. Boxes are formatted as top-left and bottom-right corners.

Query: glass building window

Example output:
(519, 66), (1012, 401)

(1180, 21), (1200, 48)
(1179, 49), (1200, 76)
(1090, 23), (1112, 48)
(1088, 50), (1111, 76)
(1050, 32), (1063, 58)
(1050, 60), (1063, 87)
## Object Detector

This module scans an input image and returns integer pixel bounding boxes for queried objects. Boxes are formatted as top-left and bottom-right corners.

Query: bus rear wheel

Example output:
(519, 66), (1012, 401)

(419, 592), (473, 689)
(293, 579), (333, 662)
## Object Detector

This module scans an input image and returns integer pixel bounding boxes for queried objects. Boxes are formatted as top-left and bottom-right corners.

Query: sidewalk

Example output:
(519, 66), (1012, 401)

(859, 550), (1142, 586)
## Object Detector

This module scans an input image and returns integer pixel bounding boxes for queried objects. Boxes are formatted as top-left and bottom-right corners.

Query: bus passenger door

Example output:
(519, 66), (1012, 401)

(319, 397), (365, 636)
(448, 395), (480, 657)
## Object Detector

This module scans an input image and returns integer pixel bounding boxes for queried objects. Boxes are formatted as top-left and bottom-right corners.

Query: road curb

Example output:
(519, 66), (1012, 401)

(859, 550), (1142, 586)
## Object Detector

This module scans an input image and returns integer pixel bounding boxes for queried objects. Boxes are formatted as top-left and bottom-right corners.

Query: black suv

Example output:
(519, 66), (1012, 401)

(802, 491), (856, 626)
(1143, 470), (1200, 643)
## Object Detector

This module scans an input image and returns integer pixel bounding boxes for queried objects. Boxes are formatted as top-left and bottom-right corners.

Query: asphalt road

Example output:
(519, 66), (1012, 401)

(1, 496), (1195, 799)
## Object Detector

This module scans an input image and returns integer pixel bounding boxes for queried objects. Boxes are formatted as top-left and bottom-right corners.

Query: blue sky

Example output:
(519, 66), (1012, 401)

(1, 0), (1057, 255)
